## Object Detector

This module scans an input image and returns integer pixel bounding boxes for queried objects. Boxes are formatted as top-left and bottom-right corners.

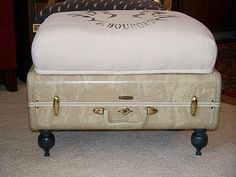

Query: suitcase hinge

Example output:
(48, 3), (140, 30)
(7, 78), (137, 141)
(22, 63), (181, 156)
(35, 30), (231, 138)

(53, 96), (60, 116)
(191, 96), (198, 116)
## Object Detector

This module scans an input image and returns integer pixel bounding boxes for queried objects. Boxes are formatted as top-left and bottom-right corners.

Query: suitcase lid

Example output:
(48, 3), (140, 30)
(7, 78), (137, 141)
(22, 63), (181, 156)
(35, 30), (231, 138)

(27, 68), (221, 104)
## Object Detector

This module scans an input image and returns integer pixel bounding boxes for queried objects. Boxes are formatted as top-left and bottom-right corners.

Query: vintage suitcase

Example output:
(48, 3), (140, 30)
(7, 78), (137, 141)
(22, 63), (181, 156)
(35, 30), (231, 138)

(27, 67), (221, 156)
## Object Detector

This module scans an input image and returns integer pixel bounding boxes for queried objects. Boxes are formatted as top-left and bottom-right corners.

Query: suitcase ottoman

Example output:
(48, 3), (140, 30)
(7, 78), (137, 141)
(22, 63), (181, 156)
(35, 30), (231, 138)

(27, 10), (221, 156)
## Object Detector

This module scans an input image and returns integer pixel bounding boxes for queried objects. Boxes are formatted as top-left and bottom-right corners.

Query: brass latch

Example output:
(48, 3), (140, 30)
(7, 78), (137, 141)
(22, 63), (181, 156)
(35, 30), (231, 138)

(53, 96), (60, 116)
(93, 107), (105, 115)
(191, 96), (198, 116)
(146, 107), (158, 115)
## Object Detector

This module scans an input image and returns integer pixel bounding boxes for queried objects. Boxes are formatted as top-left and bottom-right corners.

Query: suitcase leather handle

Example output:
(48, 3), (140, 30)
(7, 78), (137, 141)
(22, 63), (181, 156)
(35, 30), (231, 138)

(102, 109), (148, 129)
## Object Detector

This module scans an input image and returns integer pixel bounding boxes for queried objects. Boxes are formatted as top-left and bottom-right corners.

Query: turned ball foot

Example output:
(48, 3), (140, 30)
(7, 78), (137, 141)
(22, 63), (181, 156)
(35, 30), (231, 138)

(38, 130), (55, 156)
(191, 129), (208, 155)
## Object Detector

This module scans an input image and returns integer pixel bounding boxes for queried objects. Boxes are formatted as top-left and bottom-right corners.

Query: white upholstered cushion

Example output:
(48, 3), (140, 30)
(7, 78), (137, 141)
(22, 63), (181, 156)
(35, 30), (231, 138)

(32, 10), (217, 74)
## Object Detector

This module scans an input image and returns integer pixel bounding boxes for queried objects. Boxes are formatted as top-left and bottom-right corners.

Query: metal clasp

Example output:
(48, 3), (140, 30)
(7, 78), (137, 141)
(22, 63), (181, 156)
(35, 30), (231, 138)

(191, 96), (198, 116)
(53, 96), (60, 116)
(93, 107), (105, 115)
(118, 107), (133, 116)
(146, 107), (158, 115)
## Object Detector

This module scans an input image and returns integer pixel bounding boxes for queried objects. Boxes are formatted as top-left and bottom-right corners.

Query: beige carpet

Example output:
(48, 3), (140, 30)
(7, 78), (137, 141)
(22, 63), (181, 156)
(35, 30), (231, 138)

(0, 83), (235, 177)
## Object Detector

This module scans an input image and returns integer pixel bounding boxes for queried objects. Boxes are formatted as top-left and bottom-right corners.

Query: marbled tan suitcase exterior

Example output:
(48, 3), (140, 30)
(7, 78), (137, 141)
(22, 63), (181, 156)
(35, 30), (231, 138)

(27, 67), (221, 156)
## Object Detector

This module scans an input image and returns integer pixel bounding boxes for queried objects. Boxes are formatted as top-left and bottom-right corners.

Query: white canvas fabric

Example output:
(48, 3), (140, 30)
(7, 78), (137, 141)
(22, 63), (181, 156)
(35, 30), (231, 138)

(32, 10), (217, 74)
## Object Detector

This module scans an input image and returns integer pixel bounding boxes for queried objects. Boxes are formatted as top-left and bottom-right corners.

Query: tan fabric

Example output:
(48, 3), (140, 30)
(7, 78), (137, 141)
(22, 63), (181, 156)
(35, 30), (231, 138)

(27, 67), (221, 131)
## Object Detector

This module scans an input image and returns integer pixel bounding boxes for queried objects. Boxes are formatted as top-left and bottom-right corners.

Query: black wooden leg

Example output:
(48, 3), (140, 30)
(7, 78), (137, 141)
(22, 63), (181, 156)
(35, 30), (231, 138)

(191, 129), (208, 155)
(38, 130), (55, 156)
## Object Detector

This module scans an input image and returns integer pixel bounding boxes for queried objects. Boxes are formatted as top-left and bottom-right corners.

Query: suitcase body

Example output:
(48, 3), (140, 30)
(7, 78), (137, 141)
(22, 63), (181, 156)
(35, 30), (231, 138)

(27, 67), (221, 131)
